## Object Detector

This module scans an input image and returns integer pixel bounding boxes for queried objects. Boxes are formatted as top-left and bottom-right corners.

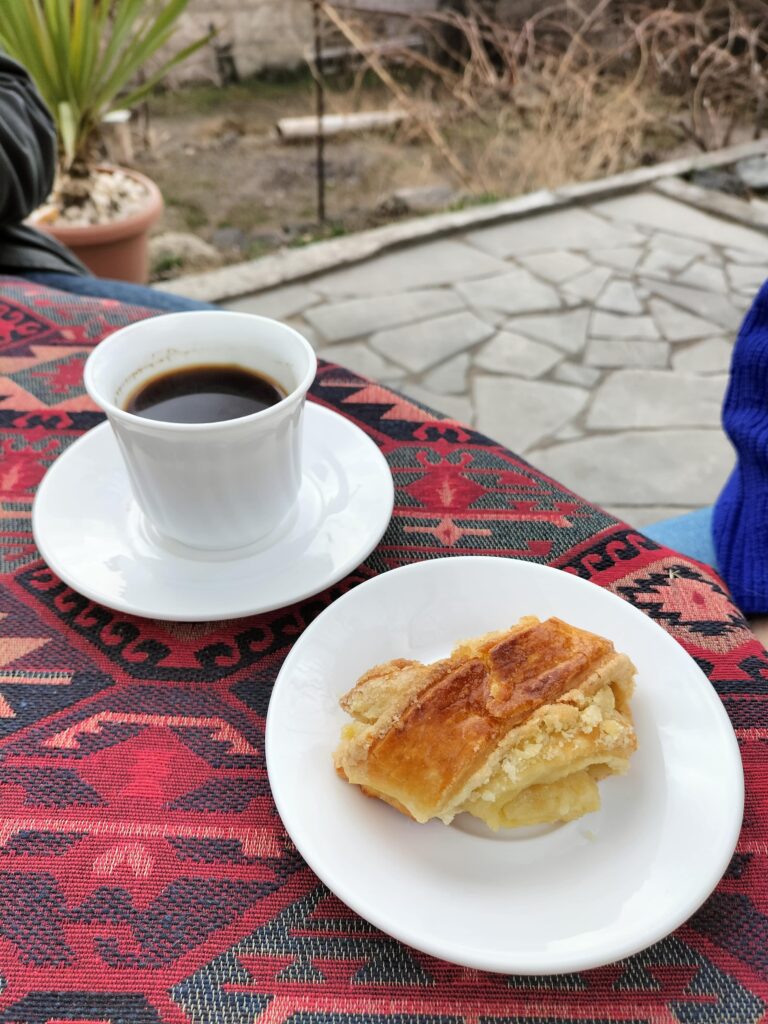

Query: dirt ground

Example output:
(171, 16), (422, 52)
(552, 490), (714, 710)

(130, 73), (705, 280)
(134, 75), (457, 276)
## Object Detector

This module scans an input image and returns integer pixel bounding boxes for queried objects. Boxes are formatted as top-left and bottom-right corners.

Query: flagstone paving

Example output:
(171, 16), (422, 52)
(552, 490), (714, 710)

(223, 188), (768, 528)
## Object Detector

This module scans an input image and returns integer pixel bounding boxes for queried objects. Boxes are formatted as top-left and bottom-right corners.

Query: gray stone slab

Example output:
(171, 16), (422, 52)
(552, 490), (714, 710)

(312, 239), (509, 297)
(595, 279), (644, 314)
(455, 269), (560, 315)
(465, 207), (642, 259)
(727, 264), (767, 292)
(676, 261), (729, 293)
(516, 251), (591, 282)
(731, 292), (754, 314)
(473, 376), (588, 452)
(589, 247), (644, 271)
(585, 339), (670, 369)
(726, 246), (768, 264)
(470, 306), (508, 328)
(506, 308), (590, 354)
(587, 369), (727, 429)
(221, 283), (321, 319)
(370, 310), (493, 373)
(591, 311), (658, 339)
(422, 353), (470, 394)
(671, 338), (733, 374)
(606, 505), (697, 528)
(553, 361), (602, 387)
(399, 383), (474, 424)
(553, 424), (585, 441)
(642, 279), (743, 331)
(636, 248), (694, 277)
(475, 331), (562, 378)
(304, 288), (464, 343)
(528, 430), (734, 504)
(562, 266), (613, 302)
(594, 191), (768, 252)
(647, 232), (713, 257)
(316, 342), (405, 382)
(649, 299), (723, 343)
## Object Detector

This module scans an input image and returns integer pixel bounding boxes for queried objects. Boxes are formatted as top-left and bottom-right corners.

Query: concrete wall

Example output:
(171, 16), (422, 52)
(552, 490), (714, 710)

(168, 0), (439, 84)
(165, 2), (610, 84)
(169, 0), (313, 84)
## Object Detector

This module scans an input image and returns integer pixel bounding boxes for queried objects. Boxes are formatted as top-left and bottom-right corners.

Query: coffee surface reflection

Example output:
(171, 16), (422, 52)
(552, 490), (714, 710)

(124, 363), (286, 424)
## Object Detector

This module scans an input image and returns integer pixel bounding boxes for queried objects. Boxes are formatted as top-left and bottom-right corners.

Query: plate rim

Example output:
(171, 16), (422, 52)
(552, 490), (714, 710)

(31, 402), (394, 621)
(266, 555), (745, 974)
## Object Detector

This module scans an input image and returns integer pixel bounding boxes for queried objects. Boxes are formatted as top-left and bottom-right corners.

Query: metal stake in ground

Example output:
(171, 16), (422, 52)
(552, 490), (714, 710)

(311, 0), (327, 224)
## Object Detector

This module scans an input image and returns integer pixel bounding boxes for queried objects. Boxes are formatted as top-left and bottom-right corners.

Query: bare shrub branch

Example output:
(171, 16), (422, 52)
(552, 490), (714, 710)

(323, 0), (768, 194)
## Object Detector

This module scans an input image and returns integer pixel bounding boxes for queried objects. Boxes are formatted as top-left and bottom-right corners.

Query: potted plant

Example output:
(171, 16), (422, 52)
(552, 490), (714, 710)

(0, 0), (209, 283)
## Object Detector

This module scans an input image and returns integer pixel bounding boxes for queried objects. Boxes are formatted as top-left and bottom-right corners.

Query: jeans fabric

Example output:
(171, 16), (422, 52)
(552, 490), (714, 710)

(20, 270), (217, 313)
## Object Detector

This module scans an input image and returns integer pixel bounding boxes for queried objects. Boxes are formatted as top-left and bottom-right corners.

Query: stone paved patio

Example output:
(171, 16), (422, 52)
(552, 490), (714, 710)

(218, 186), (768, 528)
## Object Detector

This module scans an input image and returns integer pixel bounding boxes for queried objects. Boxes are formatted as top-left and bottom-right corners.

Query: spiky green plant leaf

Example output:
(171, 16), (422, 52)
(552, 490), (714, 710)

(0, 0), (210, 170)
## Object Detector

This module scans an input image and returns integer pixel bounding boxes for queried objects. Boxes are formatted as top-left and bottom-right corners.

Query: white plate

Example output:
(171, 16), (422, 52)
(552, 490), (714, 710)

(266, 556), (744, 974)
(32, 403), (393, 621)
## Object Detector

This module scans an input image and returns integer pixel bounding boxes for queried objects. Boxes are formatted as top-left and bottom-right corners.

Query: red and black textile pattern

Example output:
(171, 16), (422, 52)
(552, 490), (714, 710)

(0, 276), (766, 1024)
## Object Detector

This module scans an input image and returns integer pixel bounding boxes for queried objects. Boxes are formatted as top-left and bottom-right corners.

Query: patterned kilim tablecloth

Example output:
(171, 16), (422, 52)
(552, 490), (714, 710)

(0, 275), (766, 1023)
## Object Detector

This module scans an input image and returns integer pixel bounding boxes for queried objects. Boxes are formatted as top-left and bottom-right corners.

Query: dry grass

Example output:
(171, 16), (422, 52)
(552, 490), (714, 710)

(324, 0), (768, 192)
(445, 75), (674, 195)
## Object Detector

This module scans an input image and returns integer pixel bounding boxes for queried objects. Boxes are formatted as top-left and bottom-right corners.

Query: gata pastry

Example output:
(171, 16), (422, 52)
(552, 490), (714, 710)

(334, 616), (637, 829)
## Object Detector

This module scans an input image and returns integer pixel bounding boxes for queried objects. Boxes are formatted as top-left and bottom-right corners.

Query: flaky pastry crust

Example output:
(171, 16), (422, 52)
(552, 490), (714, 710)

(334, 616), (637, 828)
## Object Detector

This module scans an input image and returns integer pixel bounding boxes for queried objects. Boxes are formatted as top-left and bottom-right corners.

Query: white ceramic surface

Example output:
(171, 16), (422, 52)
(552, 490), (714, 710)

(266, 556), (744, 975)
(83, 311), (317, 550)
(32, 404), (393, 621)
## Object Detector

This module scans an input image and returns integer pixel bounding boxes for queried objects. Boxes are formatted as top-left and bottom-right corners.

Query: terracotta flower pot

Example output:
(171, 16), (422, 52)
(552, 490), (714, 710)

(34, 167), (164, 284)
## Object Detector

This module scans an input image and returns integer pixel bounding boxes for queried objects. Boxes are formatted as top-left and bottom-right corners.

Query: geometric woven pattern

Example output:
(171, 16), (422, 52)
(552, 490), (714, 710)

(0, 275), (766, 1022)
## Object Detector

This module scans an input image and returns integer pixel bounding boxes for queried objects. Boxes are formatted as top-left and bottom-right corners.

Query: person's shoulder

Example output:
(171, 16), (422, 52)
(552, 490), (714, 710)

(0, 51), (31, 79)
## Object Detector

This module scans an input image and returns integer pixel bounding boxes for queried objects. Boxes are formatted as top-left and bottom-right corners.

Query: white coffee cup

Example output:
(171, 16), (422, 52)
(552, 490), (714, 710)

(83, 310), (317, 551)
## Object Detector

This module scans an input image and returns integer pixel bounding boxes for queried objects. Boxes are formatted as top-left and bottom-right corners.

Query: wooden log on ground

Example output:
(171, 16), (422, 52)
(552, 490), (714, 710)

(275, 109), (408, 141)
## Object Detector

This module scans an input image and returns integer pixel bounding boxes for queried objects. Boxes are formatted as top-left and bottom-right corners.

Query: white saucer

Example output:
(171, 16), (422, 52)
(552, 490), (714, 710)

(32, 403), (394, 621)
(266, 556), (744, 974)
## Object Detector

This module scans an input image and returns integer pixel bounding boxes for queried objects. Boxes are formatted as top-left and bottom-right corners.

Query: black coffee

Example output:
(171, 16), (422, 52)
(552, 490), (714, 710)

(124, 363), (286, 424)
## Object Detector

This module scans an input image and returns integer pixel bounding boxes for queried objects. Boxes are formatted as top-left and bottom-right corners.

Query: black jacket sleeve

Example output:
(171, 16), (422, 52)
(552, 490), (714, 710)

(0, 54), (86, 275)
(0, 53), (57, 225)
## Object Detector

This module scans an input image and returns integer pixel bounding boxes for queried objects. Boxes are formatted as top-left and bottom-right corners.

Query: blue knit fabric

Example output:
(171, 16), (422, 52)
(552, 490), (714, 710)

(713, 279), (768, 613)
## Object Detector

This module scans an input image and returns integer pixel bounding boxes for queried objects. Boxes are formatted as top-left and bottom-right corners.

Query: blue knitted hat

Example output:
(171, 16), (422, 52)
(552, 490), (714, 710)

(713, 279), (768, 613)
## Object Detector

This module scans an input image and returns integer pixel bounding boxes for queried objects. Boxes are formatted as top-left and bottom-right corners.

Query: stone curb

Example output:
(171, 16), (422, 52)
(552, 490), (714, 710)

(155, 137), (768, 303)
(653, 175), (768, 232)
